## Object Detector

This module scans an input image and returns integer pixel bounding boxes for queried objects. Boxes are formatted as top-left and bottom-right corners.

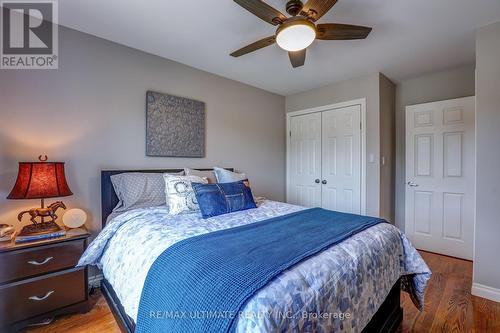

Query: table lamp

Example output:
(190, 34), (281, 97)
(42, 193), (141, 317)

(7, 155), (73, 236)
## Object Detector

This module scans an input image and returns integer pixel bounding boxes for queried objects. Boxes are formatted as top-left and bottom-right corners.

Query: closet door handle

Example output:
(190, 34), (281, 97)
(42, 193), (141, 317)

(314, 179), (320, 184)
(321, 180), (327, 185)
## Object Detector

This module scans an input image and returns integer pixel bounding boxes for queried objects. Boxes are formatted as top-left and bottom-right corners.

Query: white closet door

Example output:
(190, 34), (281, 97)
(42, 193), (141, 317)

(288, 112), (322, 207)
(321, 105), (362, 214)
(405, 96), (475, 260)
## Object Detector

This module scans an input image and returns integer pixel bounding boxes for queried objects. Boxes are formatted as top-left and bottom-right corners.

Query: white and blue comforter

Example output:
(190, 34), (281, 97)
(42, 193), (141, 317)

(78, 200), (430, 333)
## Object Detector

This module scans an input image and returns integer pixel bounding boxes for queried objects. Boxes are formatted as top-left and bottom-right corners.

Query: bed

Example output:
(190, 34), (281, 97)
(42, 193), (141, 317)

(78, 169), (430, 333)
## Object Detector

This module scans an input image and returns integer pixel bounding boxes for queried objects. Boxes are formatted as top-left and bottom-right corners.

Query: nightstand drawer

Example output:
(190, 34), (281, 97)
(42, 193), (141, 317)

(0, 240), (85, 284)
(0, 269), (86, 325)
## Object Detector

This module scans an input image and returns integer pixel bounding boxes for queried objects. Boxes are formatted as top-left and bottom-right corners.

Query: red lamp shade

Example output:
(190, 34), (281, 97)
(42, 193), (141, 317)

(7, 162), (73, 200)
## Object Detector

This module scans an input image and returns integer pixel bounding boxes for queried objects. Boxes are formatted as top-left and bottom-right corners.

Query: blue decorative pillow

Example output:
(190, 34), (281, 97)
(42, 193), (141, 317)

(192, 180), (257, 219)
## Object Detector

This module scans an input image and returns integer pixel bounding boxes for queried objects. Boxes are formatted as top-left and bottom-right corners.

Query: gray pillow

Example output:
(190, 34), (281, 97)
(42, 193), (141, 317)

(184, 168), (217, 183)
(214, 167), (247, 183)
(111, 171), (183, 213)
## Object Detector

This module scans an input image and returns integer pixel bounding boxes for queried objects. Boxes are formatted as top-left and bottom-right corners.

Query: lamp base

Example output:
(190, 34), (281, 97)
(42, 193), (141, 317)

(19, 221), (62, 237)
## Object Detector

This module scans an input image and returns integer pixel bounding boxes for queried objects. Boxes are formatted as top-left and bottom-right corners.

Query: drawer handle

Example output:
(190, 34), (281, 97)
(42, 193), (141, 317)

(29, 290), (54, 301)
(27, 257), (53, 266)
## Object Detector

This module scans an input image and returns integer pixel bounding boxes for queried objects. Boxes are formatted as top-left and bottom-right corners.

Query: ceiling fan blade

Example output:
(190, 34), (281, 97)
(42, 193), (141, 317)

(233, 0), (287, 25)
(289, 49), (306, 68)
(300, 0), (338, 21)
(316, 23), (372, 40)
(230, 36), (276, 57)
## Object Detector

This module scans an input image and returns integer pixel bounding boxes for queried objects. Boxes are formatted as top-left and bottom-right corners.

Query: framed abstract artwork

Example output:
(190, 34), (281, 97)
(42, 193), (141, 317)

(146, 91), (205, 157)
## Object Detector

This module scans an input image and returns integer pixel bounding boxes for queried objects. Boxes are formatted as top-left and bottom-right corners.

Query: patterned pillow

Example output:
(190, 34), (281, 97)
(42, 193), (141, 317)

(192, 180), (257, 219)
(213, 167), (247, 183)
(163, 174), (208, 215)
(184, 168), (217, 183)
(111, 172), (183, 213)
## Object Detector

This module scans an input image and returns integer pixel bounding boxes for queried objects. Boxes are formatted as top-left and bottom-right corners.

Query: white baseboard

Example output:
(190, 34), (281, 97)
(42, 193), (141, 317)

(88, 273), (104, 288)
(472, 283), (500, 303)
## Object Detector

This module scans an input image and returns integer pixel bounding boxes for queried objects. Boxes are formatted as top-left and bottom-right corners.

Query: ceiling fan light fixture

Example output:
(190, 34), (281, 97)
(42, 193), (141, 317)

(276, 18), (316, 52)
(231, 0), (372, 68)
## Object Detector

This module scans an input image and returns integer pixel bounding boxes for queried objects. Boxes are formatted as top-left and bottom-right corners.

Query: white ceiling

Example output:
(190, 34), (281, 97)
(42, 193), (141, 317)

(59, 0), (500, 95)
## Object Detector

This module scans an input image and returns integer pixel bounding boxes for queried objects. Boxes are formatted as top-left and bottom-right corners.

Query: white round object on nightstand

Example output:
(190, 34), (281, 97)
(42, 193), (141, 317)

(63, 208), (87, 228)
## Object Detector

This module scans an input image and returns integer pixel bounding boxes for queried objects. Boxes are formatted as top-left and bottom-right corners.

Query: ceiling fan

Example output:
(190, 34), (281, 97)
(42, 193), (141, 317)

(230, 0), (372, 68)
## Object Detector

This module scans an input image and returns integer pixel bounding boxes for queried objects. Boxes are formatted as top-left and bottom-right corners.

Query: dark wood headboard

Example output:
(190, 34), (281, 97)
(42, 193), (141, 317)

(101, 168), (233, 228)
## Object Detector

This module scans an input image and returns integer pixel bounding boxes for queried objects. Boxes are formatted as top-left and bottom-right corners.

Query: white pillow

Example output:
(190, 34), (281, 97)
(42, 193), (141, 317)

(184, 168), (217, 183)
(213, 167), (247, 183)
(163, 174), (208, 215)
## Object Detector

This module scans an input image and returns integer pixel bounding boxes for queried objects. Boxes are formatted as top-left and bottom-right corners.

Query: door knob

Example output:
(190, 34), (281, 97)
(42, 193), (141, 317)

(321, 180), (327, 185)
(314, 179), (320, 184)
(407, 181), (418, 187)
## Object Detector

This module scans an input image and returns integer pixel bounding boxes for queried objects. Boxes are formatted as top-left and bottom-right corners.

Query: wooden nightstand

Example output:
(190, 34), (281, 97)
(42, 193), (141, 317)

(0, 227), (91, 332)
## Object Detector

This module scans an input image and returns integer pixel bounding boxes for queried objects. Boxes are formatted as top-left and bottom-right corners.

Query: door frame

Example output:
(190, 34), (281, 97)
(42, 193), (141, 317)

(286, 98), (367, 214)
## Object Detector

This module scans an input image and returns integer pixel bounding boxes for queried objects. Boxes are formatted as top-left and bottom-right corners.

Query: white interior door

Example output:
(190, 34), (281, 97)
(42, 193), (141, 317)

(321, 105), (362, 213)
(288, 112), (322, 207)
(405, 97), (475, 260)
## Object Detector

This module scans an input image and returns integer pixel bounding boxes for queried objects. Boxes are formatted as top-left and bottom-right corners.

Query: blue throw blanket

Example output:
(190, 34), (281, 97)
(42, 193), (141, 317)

(135, 208), (385, 333)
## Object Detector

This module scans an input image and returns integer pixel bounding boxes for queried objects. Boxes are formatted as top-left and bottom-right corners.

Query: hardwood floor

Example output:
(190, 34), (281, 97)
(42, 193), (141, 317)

(399, 251), (500, 333)
(26, 251), (500, 333)
(24, 293), (120, 333)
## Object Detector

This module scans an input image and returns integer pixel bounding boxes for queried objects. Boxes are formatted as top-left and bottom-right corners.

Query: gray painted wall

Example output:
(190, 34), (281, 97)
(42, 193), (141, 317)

(285, 74), (383, 218)
(474, 21), (500, 292)
(0, 26), (286, 234)
(379, 74), (396, 223)
(394, 65), (476, 230)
